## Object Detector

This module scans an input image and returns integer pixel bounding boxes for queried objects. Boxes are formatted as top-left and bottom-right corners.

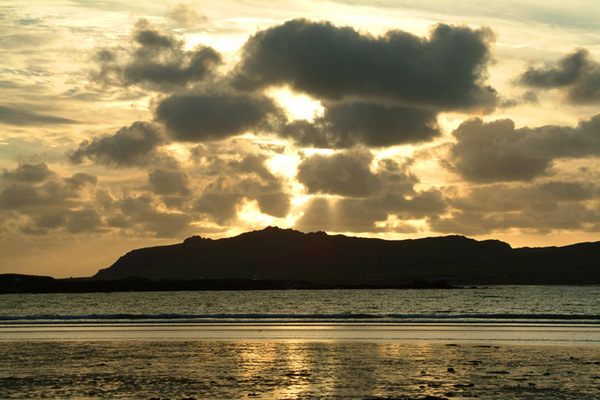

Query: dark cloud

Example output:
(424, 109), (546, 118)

(65, 173), (97, 188)
(297, 149), (383, 197)
(447, 114), (600, 182)
(323, 102), (440, 146)
(282, 102), (440, 148)
(115, 195), (193, 238)
(155, 93), (284, 142)
(0, 183), (49, 209)
(69, 121), (165, 167)
(194, 188), (243, 225)
(65, 209), (105, 234)
(233, 19), (497, 111)
(0, 163), (86, 211)
(2, 162), (55, 183)
(0, 104), (78, 126)
(92, 18), (222, 92)
(519, 49), (600, 104)
(148, 168), (190, 196)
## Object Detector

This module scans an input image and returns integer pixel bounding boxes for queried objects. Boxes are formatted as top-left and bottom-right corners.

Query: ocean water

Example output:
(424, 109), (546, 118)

(1, 285), (599, 344)
(1, 286), (600, 399)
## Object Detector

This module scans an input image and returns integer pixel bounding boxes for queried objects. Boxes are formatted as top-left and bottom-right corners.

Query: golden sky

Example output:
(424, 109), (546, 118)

(1, 0), (600, 277)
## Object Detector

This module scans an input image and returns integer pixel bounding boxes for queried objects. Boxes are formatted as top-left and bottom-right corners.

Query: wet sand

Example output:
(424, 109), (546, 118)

(1, 340), (599, 399)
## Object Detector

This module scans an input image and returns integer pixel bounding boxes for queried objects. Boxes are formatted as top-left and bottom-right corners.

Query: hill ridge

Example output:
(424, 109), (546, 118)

(92, 226), (598, 285)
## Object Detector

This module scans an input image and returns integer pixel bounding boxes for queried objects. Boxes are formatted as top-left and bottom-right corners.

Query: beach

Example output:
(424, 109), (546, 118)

(1, 336), (599, 399)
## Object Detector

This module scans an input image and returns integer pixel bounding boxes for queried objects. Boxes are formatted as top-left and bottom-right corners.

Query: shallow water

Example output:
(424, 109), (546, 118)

(1, 340), (599, 399)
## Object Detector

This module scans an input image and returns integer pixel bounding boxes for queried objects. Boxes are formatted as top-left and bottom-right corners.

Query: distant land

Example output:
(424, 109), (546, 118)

(1, 227), (599, 293)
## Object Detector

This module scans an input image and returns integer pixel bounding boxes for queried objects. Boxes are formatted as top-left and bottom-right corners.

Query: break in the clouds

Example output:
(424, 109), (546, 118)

(92, 19), (222, 92)
(447, 114), (600, 182)
(519, 49), (600, 104)
(234, 19), (497, 111)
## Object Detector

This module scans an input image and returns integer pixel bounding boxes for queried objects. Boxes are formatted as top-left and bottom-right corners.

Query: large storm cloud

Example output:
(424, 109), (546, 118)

(233, 19), (497, 111)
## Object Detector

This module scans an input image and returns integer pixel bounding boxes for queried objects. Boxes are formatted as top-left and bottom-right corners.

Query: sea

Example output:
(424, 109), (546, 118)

(1, 286), (600, 399)
(1, 285), (599, 344)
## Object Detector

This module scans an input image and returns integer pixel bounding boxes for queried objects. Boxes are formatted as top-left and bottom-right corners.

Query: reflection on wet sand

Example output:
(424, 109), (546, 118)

(1, 340), (599, 399)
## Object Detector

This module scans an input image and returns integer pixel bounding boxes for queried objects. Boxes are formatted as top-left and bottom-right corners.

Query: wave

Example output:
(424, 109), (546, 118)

(1, 312), (599, 325)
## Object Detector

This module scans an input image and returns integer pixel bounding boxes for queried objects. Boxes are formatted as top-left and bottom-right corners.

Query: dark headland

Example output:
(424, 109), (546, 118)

(2, 226), (599, 293)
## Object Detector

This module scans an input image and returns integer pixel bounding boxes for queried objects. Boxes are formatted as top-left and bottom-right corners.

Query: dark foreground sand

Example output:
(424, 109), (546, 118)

(1, 340), (599, 399)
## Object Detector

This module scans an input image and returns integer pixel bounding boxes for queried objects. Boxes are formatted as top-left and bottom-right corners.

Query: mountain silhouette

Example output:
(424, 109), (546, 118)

(92, 227), (599, 286)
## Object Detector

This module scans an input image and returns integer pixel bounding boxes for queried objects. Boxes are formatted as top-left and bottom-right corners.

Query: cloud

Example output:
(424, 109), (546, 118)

(166, 3), (209, 26)
(65, 173), (98, 188)
(115, 195), (193, 238)
(519, 48), (600, 104)
(2, 162), (55, 183)
(193, 185), (243, 225)
(0, 163), (106, 236)
(0, 105), (78, 126)
(297, 148), (382, 197)
(446, 114), (600, 182)
(92, 18), (222, 92)
(427, 180), (600, 236)
(65, 209), (105, 234)
(427, 181), (600, 235)
(0, 183), (51, 210)
(155, 93), (284, 142)
(233, 19), (497, 111)
(69, 121), (166, 167)
(148, 168), (190, 196)
(294, 153), (446, 232)
(191, 149), (291, 223)
(450, 181), (596, 213)
(282, 102), (440, 148)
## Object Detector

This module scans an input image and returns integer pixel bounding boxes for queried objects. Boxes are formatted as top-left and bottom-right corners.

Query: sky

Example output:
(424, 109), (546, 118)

(1, 0), (600, 278)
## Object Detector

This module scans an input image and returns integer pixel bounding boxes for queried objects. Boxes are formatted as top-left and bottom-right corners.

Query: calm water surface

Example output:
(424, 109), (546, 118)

(1, 286), (599, 343)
